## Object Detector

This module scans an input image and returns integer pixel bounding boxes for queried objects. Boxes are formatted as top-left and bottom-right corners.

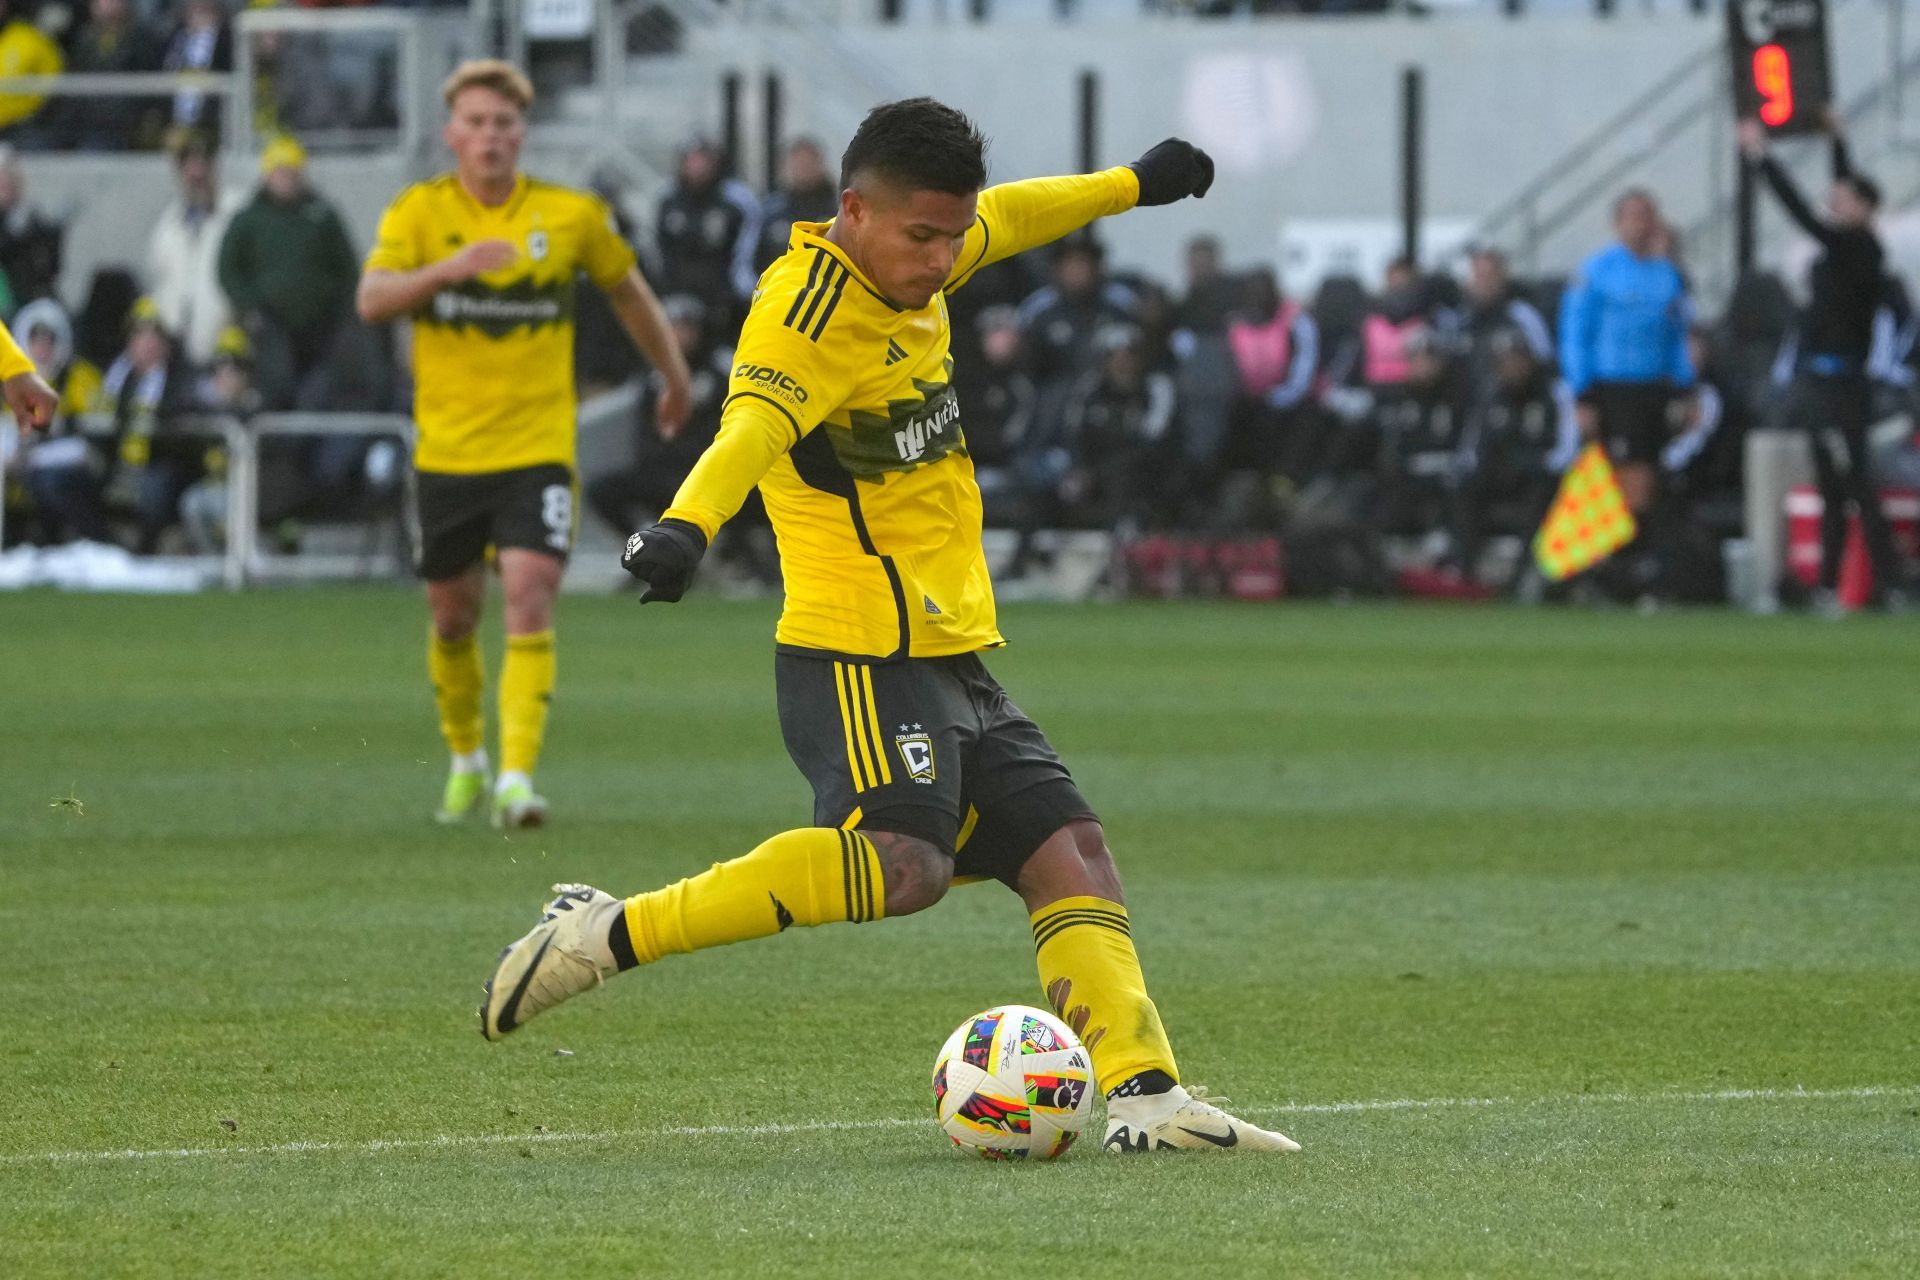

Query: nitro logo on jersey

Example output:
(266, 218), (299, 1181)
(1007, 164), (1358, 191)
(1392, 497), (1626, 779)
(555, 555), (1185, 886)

(892, 385), (961, 464)
(733, 364), (809, 404)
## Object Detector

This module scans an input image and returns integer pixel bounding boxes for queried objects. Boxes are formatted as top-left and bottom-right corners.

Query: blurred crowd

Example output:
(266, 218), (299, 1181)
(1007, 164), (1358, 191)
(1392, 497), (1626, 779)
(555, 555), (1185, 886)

(0, 127), (401, 552)
(7, 125), (1920, 609)
(0, 0), (424, 153)
(601, 137), (1920, 605)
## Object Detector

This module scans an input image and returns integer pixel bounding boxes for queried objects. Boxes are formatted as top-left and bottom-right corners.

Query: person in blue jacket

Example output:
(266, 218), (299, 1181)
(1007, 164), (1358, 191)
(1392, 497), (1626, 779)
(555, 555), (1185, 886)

(1558, 189), (1694, 527)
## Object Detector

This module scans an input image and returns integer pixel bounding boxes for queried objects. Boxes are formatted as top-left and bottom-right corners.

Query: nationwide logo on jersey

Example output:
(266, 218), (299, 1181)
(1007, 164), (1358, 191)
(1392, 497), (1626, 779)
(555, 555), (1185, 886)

(894, 725), (935, 784)
(424, 278), (574, 338)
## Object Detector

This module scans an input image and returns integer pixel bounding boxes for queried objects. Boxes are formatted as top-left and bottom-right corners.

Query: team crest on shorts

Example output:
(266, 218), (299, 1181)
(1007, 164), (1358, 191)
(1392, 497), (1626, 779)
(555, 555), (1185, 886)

(894, 726), (935, 784)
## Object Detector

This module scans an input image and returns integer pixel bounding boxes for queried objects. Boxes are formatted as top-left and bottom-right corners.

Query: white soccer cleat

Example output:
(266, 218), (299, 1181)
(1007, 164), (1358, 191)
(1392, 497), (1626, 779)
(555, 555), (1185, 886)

(1101, 1085), (1301, 1154)
(479, 884), (624, 1041)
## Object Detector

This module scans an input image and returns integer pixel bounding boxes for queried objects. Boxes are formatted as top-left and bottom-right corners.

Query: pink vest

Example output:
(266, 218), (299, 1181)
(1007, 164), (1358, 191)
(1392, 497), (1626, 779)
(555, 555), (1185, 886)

(1229, 302), (1301, 397)
(1363, 314), (1421, 387)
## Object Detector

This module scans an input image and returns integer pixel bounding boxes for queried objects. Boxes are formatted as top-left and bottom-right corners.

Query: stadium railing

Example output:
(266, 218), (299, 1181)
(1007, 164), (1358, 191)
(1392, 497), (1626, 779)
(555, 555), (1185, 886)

(46, 412), (417, 590)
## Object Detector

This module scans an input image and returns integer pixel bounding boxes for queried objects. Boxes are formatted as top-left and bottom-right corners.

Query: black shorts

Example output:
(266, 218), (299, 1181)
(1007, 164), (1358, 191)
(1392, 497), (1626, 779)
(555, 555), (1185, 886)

(776, 650), (1097, 887)
(1587, 382), (1679, 467)
(413, 463), (576, 581)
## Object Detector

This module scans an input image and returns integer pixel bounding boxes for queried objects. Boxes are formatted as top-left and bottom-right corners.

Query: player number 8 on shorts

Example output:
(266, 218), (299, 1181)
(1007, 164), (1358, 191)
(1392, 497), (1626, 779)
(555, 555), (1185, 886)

(540, 485), (573, 551)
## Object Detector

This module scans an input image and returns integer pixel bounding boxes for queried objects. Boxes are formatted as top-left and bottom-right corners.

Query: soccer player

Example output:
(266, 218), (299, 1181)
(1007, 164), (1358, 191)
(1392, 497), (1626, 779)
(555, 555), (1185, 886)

(480, 99), (1300, 1155)
(357, 61), (691, 828)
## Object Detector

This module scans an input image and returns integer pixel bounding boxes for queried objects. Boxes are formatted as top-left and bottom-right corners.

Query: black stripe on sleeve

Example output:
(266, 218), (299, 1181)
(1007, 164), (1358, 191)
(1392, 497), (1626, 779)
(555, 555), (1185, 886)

(783, 250), (828, 329)
(808, 268), (851, 340)
(795, 260), (844, 337)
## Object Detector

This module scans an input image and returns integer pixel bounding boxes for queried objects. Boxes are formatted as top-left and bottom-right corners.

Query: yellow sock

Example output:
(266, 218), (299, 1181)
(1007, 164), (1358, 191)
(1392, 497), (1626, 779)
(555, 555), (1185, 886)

(1030, 896), (1179, 1095)
(499, 629), (555, 776)
(427, 629), (484, 756)
(620, 828), (884, 965)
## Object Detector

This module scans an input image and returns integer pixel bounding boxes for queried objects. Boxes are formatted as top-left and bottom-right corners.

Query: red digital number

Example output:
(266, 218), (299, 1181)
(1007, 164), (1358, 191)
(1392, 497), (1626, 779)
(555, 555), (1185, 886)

(1753, 43), (1795, 127)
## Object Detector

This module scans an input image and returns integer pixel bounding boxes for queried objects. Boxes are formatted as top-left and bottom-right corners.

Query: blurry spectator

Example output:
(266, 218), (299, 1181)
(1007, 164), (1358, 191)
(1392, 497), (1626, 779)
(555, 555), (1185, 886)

(26, 297), (191, 550)
(1372, 325), (1469, 536)
(957, 304), (1039, 524)
(742, 137), (838, 287)
(1019, 237), (1135, 386)
(585, 294), (730, 537)
(1741, 115), (1908, 609)
(1170, 234), (1238, 503)
(1018, 237), (1135, 446)
(148, 130), (242, 366)
(1446, 326), (1577, 589)
(99, 297), (197, 553)
(1223, 265), (1320, 483)
(1054, 323), (1179, 532)
(1663, 326), (1742, 509)
(1173, 234), (1235, 336)
(1558, 187), (1692, 590)
(60, 0), (164, 151)
(176, 323), (258, 552)
(11, 297), (106, 544)
(0, 144), (64, 303)
(652, 139), (759, 318)
(161, 0), (232, 142)
(217, 136), (358, 410)
(584, 293), (773, 584)
(1361, 256), (1429, 391)
(1454, 246), (1554, 377)
(0, 0), (61, 148)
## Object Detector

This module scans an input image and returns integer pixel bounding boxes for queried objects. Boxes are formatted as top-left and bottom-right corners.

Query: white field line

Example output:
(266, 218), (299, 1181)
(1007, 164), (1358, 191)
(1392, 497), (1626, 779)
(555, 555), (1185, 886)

(7, 1083), (1916, 1168)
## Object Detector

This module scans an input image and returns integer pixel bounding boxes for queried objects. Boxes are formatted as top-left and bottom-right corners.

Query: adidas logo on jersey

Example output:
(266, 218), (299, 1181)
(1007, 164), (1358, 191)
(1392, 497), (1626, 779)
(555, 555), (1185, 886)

(885, 339), (908, 366)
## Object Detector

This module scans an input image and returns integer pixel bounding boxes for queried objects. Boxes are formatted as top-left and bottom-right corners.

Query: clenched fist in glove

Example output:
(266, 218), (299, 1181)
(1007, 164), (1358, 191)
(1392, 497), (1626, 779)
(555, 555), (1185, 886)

(1128, 139), (1215, 207)
(620, 518), (707, 603)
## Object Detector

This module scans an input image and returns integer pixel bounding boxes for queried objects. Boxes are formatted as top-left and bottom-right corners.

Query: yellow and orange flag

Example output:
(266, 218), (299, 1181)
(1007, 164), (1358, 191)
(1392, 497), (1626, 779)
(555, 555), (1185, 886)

(1533, 444), (1637, 581)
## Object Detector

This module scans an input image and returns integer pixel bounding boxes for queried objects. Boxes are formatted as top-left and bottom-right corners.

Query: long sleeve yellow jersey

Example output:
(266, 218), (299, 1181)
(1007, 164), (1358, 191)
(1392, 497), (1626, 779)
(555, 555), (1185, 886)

(664, 166), (1141, 659)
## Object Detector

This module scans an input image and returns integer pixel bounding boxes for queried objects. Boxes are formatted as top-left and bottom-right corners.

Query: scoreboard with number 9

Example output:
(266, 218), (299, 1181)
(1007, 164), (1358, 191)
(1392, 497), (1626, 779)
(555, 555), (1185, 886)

(1726, 0), (1833, 136)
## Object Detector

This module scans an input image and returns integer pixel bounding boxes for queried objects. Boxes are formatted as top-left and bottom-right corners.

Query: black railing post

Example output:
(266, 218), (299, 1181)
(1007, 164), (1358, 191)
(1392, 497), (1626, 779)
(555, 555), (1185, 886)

(1400, 66), (1424, 265)
(1078, 70), (1099, 174)
(763, 71), (783, 193)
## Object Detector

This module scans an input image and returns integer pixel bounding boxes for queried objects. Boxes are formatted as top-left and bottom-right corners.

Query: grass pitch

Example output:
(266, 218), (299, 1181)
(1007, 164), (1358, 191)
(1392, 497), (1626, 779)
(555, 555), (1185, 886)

(3, 590), (1917, 1277)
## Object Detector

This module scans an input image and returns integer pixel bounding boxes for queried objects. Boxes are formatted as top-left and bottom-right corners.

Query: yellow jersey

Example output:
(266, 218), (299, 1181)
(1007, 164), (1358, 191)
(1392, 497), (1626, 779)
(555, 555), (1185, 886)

(0, 319), (32, 380)
(365, 173), (636, 474)
(665, 167), (1140, 658)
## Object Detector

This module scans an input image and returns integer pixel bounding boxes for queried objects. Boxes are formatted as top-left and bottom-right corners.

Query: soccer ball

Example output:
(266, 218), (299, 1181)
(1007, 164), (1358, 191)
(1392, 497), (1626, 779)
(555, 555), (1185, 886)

(931, 1004), (1094, 1160)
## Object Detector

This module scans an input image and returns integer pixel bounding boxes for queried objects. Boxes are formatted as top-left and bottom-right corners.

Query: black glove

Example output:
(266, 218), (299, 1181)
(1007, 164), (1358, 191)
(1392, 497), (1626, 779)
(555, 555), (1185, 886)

(1128, 139), (1215, 206)
(620, 517), (708, 603)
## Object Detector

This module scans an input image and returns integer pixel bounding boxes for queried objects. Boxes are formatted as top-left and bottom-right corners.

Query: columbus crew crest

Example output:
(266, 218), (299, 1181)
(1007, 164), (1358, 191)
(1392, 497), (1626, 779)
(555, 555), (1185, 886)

(894, 725), (935, 784)
(528, 229), (549, 262)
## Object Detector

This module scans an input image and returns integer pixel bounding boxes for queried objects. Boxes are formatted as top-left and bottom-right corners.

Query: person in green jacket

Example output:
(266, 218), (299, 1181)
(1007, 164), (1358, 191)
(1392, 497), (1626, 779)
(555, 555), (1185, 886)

(217, 136), (359, 409)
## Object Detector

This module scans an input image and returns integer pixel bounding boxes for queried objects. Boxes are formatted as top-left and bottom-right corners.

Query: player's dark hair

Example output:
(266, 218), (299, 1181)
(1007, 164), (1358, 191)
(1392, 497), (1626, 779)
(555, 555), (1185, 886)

(1844, 172), (1882, 209)
(840, 98), (987, 196)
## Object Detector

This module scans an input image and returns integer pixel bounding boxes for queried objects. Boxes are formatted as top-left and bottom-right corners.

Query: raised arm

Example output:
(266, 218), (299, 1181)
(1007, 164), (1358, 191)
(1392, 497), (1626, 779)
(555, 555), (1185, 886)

(946, 139), (1213, 291)
(1738, 119), (1832, 245)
